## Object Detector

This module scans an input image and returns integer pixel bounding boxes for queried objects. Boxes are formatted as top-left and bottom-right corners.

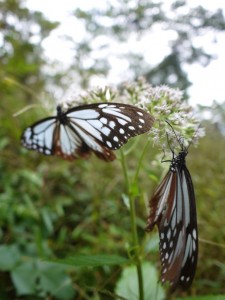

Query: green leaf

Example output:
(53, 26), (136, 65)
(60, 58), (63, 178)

(115, 262), (165, 300)
(11, 259), (75, 299)
(148, 173), (160, 183)
(122, 194), (130, 210)
(145, 233), (159, 253)
(47, 254), (128, 267)
(38, 262), (75, 300)
(11, 261), (37, 295)
(0, 245), (21, 271)
(0, 137), (9, 150)
(177, 296), (225, 300)
(41, 207), (54, 234)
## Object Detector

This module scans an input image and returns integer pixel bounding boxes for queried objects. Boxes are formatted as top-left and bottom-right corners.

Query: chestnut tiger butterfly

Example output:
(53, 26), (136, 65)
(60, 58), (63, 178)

(146, 122), (198, 292)
(21, 102), (154, 161)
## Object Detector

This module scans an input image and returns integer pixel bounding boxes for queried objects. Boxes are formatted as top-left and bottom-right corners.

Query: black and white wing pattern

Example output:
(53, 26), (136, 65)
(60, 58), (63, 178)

(21, 102), (154, 161)
(146, 150), (198, 292)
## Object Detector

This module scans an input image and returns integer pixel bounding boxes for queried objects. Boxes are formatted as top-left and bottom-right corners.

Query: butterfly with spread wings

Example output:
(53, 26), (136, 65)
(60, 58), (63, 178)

(21, 102), (154, 161)
(146, 128), (198, 292)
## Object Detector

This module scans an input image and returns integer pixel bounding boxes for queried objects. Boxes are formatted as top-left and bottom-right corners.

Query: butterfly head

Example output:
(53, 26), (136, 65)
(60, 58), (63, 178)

(56, 105), (63, 115)
(170, 149), (188, 171)
(177, 148), (188, 161)
(56, 105), (68, 124)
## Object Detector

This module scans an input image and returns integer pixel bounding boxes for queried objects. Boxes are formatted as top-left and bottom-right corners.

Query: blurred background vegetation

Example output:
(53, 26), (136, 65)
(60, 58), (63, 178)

(1, 0), (225, 299)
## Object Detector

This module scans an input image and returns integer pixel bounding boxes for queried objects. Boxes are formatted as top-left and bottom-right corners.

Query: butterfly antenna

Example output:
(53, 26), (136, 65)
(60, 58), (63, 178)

(161, 147), (166, 163)
(166, 128), (175, 158)
(165, 120), (183, 148)
(186, 123), (201, 151)
(161, 132), (175, 163)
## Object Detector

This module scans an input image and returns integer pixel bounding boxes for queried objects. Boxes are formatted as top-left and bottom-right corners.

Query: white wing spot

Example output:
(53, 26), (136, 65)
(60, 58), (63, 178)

(128, 126), (135, 130)
(102, 108), (131, 122)
(181, 276), (184, 281)
(167, 228), (171, 240)
(118, 119), (127, 125)
(173, 228), (177, 237)
(113, 136), (119, 142)
(192, 229), (197, 240)
(109, 121), (116, 128)
(119, 128), (125, 134)
(100, 117), (107, 125)
(163, 242), (166, 249)
(106, 141), (112, 148)
(193, 239), (196, 251)
(98, 104), (107, 108)
(139, 118), (145, 123)
(186, 277), (190, 282)
(137, 112), (143, 116)
(101, 126), (111, 136)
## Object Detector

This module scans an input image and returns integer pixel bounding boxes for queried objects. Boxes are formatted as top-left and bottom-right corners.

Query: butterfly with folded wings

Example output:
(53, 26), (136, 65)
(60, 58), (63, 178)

(21, 102), (154, 161)
(146, 127), (198, 292)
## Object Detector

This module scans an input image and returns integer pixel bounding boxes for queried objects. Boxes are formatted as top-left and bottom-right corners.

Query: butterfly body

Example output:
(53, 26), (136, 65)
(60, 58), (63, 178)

(56, 105), (67, 125)
(21, 103), (154, 161)
(146, 149), (198, 291)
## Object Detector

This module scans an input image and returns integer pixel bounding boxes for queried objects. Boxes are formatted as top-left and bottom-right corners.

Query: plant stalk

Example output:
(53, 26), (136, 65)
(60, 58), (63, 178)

(120, 149), (144, 300)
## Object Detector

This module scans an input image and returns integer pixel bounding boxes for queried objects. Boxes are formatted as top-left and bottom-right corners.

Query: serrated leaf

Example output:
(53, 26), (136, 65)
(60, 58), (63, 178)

(47, 254), (128, 267)
(115, 262), (165, 300)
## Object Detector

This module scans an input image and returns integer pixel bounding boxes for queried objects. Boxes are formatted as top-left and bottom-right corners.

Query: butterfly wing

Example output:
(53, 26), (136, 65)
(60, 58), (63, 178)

(63, 102), (154, 161)
(21, 103), (154, 161)
(146, 170), (185, 288)
(21, 117), (58, 156)
(178, 165), (198, 290)
(146, 164), (198, 291)
(51, 120), (92, 160)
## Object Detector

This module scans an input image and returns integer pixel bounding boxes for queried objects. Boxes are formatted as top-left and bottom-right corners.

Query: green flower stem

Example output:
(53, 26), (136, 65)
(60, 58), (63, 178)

(133, 139), (150, 184)
(120, 148), (130, 192)
(120, 149), (144, 300)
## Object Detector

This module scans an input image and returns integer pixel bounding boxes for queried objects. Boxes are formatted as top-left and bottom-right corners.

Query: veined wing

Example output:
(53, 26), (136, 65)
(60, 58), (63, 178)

(146, 165), (197, 291)
(178, 165), (198, 290)
(63, 102), (154, 161)
(21, 102), (154, 161)
(21, 117), (58, 156)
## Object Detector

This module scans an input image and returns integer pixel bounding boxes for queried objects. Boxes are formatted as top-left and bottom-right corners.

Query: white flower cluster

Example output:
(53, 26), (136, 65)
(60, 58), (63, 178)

(63, 78), (205, 152)
(119, 79), (205, 151)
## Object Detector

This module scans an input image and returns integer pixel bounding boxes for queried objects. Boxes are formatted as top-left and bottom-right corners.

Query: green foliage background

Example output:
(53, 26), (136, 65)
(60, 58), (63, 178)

(1, 0), (225, 299)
